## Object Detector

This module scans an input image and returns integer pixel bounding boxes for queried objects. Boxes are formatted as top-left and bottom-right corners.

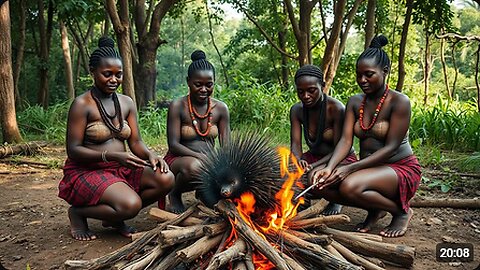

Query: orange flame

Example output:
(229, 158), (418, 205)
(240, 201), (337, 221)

(232, 147), (306, 269)
(261, 147), (304, 232)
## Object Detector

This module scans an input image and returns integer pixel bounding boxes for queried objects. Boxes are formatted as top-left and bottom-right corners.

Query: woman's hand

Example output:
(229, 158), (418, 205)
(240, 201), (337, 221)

(299, 159), (310, 171)
(318, 164), (355, 190)
(112, 152), (149, 169)
(148, 152), (169, 173)
(309, 166), (333, 188)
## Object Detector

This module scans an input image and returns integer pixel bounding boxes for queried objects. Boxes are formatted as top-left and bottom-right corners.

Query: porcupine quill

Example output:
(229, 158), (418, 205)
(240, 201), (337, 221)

(193, 132), (283, 209)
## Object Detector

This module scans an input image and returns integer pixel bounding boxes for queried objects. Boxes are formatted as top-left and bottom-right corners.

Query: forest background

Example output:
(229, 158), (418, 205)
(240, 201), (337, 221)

(0, 0), (479, 193)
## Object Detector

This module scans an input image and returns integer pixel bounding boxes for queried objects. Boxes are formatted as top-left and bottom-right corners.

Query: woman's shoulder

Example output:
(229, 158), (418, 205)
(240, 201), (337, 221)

(390, 90), (411, 103)
(212, 98), (228, 109)
(290, 102), (303, 114)
(327, 96), (345, 111)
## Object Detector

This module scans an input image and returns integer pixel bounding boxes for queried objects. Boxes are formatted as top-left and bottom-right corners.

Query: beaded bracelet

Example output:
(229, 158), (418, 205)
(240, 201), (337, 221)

(101, 150), (108, 162)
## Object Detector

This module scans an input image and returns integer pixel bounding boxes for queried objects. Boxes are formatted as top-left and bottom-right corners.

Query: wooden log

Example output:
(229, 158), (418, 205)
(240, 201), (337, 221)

(64, 202), (200, 269)
(198, 204), (220, 218)
(232, 261), (248, 270)
(358, 255), (386, 268)
(291, 247), (362, 270)
(286, 230), (332, 246)
(278, 231), (362, 270)
(149, 207), (203, 225)
(0, 141), (48, 158)
(203, 221), (228, 236)
(287, 214), (350, 229)
(331, 240), (385, 270)
(290, 199), (328, 221)
(116, 246), (163, 270)
(349, 232), (383, 242)
(130, 232), (145, 242)
(197, 231), (230, 270)
(205, 238), (247, 270)
(244, 246), (255, 270)
(320, 227), (415, 268)
(159, 224), (206, 247)
(279, 252), (307, 270)
(215, 200), (291, 270)
(149, 244), (186, 270)
(410, 197), (480, 209)
(325, 244), (347, 261)
(176, 234), (224, 263)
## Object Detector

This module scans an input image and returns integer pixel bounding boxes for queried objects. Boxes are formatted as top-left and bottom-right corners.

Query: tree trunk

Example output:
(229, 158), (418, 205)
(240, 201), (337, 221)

(60, 21), (75, 100)
(324, 0), (364, 93)
(135, 42), (157, 107)
(13, 0), (26, 108)
(205, 0), (229, 87)
(395, 0), (413, 92)
(440, 37), (451, 99)
(364, 0), (376, 49)
(37, 0), (51, 108)
(475, 43), (480, 112)
(423, 33), (431, 106)
(0, 0), (22, 143)
(451, 41), (458, 97)
(321, 0), (346, 86)
(132, 0), (179, 107)
(105, 0), (136, 103)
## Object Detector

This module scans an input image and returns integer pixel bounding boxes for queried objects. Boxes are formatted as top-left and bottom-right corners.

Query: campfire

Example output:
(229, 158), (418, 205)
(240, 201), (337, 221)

(64, 147), (415, 270)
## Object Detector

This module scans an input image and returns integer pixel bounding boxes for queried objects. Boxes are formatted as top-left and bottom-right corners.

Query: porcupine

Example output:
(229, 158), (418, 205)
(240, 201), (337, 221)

(193, 132), (284, 209)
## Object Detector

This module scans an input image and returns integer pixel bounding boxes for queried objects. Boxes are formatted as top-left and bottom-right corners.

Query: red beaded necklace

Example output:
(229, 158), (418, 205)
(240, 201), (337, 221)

(187, 94), (213, 137)
(359, 85), (389, 131)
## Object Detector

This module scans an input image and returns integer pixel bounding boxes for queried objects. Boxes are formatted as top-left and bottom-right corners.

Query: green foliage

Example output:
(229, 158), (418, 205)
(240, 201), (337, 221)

(458, 152), (480, 173)
(216, 71), (297, 143)
(138, 106), (168, 146)
(409, 98), (480, 151)
(17, 102), (70, 142)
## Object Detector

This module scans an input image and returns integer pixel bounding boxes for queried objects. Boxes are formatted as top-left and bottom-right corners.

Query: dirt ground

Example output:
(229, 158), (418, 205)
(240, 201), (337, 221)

(0, 145), (478, 270)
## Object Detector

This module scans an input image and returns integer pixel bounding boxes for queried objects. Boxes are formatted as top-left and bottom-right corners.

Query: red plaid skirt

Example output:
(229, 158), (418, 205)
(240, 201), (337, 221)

(302, 151), (358, 165)
(386, 155), (422, 213)
(58, 158), (144, 207)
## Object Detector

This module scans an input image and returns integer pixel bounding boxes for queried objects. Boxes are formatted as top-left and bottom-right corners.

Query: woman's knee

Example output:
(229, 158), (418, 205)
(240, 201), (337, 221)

(115, 195), (142, 219)
(179, 159), (201, 178)
(339, 179), (364, 199)
(154, 171), (175, 193)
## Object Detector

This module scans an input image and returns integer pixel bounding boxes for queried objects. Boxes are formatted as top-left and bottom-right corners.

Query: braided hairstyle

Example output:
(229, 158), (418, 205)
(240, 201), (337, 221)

(187, 50), (215, 80)
(294, 64), (325, 86)
(357, 35), (390, 72)
(89, 36), (121, 70)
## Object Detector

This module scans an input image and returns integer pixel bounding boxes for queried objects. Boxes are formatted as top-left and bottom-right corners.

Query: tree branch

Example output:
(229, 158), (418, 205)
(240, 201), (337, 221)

(283, 0), (300, 41)
(149, 0), (179, 38)
(104, 0), (124, 33)
(231, 0), (297, 59)
(134, 0), (147, 38)
(436, 33), (480, 42)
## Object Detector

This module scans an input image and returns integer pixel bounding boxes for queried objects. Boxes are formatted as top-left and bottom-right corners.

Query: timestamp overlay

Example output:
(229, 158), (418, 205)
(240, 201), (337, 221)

(436, 243), (474, 262)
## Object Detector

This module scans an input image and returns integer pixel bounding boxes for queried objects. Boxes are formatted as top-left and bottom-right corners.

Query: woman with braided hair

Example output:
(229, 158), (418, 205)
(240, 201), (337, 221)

(165, 50), (230, 213)
(290, 64), (357, 215)
(58, 37), (174, 241)
(313, 35), (421, 237)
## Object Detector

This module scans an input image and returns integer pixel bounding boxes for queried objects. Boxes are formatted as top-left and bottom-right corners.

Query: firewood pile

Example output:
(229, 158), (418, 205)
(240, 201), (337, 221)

(64, 199), (415, 270)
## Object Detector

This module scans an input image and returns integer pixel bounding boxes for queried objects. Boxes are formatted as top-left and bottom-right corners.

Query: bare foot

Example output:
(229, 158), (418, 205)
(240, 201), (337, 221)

(167, 193), (185, 214)
(68, 207), (97, 241)
(380, 208), (414, 238)
(102, 221), (136, 238)
(355, 210), (387, 233)
(322, 203), (343, 216)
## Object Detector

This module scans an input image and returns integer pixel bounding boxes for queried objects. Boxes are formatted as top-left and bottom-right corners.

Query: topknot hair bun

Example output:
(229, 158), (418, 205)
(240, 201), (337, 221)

(191, 50), (207, 62)
(98, 36), (115, 48)
(369, 35), (388, 49)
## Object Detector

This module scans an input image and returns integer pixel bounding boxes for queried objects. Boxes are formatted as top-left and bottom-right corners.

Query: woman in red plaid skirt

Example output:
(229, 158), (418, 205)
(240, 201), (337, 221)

(58, 37), (174, 241)
(312, 35), (421, 238)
